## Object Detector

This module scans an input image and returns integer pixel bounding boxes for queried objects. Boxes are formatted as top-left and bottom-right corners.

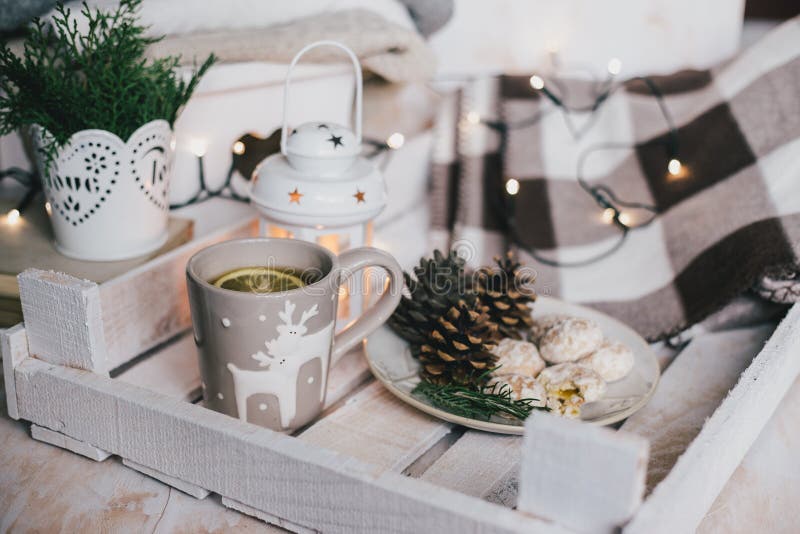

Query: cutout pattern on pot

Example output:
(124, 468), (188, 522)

(130, 122), (172, 211)
(36, 120), (173, 232)
(45, 140), (120, 226)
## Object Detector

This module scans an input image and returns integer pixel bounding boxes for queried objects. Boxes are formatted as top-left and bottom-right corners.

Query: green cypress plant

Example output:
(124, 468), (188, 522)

(0, 0), (215, 172)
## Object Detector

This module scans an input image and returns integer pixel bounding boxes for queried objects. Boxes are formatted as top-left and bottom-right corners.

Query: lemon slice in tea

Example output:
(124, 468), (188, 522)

(213, 267), (305, 293)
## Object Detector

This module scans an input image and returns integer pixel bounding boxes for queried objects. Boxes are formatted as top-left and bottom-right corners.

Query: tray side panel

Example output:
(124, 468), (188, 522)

(18, 270), (107, 373)
(625, 304), (800, 534)
(1, 323), (28, 419)
(14, 358), (561, 534)
(518, 413), (649, 534)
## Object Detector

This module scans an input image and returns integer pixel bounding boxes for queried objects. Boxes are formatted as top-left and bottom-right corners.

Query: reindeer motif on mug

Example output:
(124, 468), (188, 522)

(227, 300), (334, 428)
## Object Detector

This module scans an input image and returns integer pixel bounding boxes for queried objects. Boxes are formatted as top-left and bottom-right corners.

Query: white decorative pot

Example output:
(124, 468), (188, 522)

(35, 120), (174, 261)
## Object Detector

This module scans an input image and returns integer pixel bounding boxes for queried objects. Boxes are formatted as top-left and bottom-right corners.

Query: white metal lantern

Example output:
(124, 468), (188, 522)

(249, 41), (388, 325)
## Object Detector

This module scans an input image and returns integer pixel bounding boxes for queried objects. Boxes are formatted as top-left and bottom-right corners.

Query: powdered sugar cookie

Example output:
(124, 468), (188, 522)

(529, 314), (567, 344)
(538, 362), (607, 418)
(538, 317), (603, 363)
(577, 338), (634, 382)
(486, 374), (547, 407)
(491, 338), (546, 377)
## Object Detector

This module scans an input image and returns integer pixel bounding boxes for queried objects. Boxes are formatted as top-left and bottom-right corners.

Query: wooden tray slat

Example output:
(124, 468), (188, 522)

(421, 431), (522, 508)
(322, 348), (371, 411)
(115, 333), (200, 401)
(621, 324), (775, 493)
(299, 380), (452, 473)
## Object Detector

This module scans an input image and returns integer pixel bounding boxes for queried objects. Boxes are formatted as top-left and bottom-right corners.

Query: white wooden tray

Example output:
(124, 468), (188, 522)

(3, 246), (799, 533)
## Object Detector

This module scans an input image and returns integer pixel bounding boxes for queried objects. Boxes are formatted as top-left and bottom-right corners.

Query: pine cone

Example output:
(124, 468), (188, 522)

(389, 249), (476, 345)
(418, 300), (500, 387)
(474, 252), (536, 339)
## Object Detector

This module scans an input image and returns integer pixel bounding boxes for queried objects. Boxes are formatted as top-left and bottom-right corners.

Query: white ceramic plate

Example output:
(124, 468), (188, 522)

(364, 297), (660, 435)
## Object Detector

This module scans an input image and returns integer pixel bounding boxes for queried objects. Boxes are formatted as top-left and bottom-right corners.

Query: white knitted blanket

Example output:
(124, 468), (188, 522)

(145, 9), (436, 82)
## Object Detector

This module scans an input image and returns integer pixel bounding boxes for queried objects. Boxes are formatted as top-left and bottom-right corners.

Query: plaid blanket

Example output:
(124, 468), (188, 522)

(429, 17), (800, 341)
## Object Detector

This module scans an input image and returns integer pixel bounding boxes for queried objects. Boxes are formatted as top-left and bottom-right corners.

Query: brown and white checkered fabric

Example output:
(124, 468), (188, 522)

(429, 17), (800, 341)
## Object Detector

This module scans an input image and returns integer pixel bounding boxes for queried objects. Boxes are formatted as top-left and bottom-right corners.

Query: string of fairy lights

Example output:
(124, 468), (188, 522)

(3, 52), (682, 270)
(465, 56), (683, 267)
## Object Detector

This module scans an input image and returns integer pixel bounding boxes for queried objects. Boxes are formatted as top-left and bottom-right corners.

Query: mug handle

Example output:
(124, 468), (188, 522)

(331, 247), (403, 361)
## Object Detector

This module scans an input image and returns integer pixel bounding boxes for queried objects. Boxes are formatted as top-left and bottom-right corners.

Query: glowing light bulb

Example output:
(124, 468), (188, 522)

(6, 208), (20, 225)
(601, 208), (616, 224)
(386, 132), (405, 149)
(668, 158), (682, 176)
(466, 111), (481, 125)
(45, 202), (52, 216)
(607, 58), (622, 76)
(232, 141), (245, 155)
(189, 139), (207, 157)
(618, 212), (632, 226)
(529, 75), (545, 90)
(505, 178), (520, 195)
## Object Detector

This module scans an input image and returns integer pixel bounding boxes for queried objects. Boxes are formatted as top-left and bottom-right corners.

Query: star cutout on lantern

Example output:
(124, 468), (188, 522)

(328, 134), (344, 149)
(353, 189), (366, 203)
(288, 188), (303, 204)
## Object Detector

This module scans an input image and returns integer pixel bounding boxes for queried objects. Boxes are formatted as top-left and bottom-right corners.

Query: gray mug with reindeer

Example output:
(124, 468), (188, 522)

(186, 237), (403, 433)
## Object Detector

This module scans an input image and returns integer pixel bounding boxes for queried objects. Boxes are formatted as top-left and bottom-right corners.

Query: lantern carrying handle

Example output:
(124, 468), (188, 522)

(280, 40), (363, 155)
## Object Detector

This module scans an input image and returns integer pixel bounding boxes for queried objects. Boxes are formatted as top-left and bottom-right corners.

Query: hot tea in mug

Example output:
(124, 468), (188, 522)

(211, 266), (319, 293)
(186, 238), (402, 433)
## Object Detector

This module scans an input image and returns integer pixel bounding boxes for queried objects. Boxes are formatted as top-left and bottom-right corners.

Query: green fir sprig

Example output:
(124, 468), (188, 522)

(412, 376), (548, 422)
(0, 0), (215, 176)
